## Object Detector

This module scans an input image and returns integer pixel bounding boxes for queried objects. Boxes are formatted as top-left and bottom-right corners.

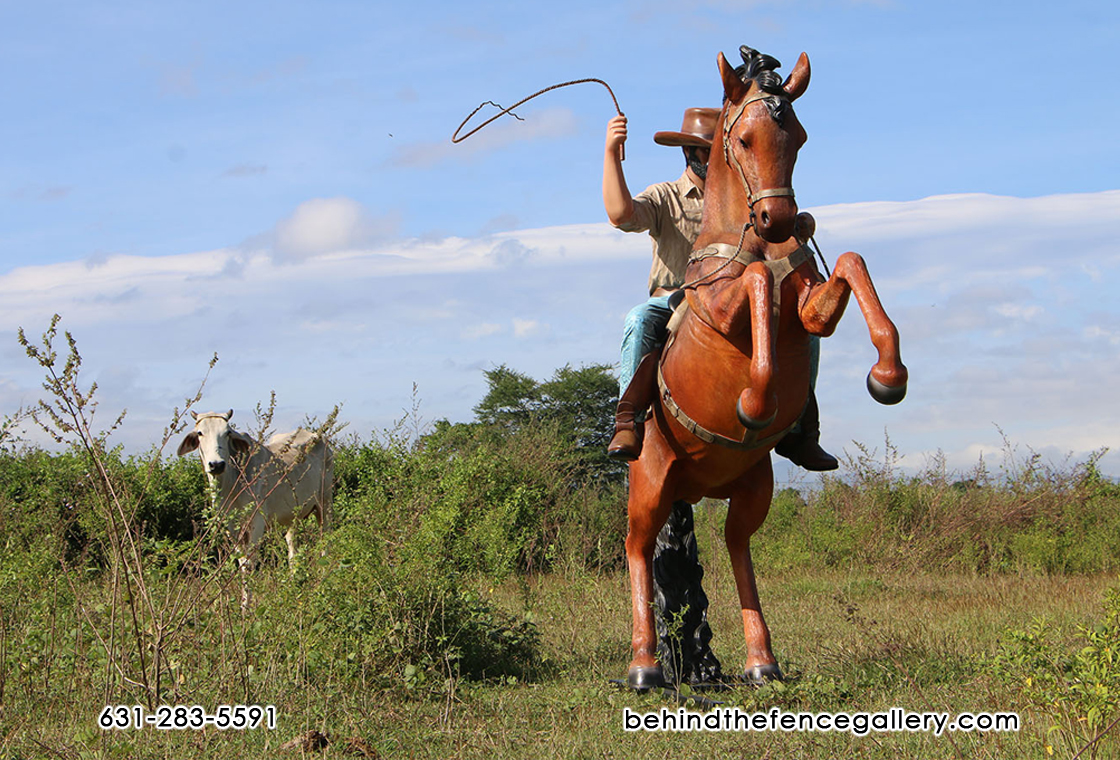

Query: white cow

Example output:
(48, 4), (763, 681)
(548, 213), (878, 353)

(177, 410), (333, 574)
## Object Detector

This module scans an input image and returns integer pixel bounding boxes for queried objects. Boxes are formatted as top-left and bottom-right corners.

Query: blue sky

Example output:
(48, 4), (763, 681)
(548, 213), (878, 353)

(2, 0), (1118, 481)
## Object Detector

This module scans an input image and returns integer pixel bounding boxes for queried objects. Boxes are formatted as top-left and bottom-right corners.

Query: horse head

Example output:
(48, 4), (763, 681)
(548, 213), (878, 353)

(708, 46), (810, 244)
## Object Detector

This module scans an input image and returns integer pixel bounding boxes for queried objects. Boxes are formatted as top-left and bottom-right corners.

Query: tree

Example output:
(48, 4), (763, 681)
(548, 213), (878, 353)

(472, 365), (542, 429)
(471, 363), (622, 484)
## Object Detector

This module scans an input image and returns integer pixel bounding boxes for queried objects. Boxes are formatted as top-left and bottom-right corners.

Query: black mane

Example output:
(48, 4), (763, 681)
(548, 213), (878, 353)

(730, 45), (791, 125)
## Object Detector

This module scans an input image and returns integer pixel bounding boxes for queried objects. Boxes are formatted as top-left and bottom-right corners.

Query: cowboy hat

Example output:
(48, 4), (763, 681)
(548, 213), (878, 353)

(653, 107), (719, 148)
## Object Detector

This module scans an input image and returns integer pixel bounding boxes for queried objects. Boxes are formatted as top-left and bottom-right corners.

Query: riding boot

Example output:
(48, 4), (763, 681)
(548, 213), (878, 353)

(608, 348), (662, 461)
(774, 390), (838, 471)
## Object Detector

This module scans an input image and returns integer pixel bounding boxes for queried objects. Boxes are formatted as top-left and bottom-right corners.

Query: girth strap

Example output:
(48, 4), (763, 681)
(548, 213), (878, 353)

(656, 358), (798, 452)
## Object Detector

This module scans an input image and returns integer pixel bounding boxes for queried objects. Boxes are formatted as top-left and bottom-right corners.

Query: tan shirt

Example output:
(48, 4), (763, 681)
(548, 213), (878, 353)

(614, 172), (704, 295)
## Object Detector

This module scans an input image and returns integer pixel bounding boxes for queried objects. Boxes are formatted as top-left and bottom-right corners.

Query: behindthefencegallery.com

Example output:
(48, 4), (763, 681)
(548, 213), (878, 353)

(623, 706), (1020, 737)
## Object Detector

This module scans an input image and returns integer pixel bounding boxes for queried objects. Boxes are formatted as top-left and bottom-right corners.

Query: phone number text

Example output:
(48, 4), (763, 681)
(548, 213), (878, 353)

(99, 704), (277, 730)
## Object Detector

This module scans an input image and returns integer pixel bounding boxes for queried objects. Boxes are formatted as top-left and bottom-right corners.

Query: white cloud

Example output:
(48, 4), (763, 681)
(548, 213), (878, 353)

(269, 197), (400, 262)
(462, 323), (503, 340)
(992, 303), (1043, 321)
(512, 319), (541, 338)
(222, 164), (268, 179)
(2, 191), (1118, 480)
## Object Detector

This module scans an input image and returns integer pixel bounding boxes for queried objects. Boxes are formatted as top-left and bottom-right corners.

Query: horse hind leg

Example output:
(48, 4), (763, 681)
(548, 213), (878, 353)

(725, 458), (782, 684)
(625, 463), (676, 690)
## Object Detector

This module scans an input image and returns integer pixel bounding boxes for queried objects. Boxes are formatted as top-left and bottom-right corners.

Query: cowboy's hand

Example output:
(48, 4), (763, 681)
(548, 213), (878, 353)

(605, 114), (628, 153)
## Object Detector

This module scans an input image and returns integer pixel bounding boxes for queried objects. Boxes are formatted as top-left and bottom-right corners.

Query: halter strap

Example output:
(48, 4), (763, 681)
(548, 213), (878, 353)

(722, 88), (796, 213)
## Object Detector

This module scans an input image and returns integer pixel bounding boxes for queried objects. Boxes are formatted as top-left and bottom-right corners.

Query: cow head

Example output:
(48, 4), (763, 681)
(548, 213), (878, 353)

(177, 409), (253, 478)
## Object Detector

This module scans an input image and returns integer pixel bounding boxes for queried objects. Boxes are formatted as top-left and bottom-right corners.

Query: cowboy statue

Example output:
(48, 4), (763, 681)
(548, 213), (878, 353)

(602, 107), (837, 684)
(603, 107), (836, 470)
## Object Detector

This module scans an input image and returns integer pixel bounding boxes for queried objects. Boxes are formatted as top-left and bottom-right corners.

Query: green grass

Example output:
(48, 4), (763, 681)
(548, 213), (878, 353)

(5, 567), (1115, 759)
(5, 326), (1120, 759)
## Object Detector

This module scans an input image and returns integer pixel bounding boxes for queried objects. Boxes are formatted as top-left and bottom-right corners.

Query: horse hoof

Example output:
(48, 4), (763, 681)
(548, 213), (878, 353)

(866, 373), (906, 405)
(627, 665), (666, 691)
(745, 663), (784, 685)
(736, 400), (776, 431)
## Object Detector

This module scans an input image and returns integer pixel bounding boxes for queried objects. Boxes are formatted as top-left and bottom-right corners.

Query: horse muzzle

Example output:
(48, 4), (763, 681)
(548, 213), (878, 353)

(752, 196), (798, 243)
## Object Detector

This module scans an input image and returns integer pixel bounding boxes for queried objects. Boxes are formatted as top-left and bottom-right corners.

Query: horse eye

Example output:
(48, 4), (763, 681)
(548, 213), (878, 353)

(738, 136), (750, 150)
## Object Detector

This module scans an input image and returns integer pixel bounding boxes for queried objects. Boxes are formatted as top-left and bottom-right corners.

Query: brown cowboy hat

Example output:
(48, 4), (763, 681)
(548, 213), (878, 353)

(653, 107), (719, 148)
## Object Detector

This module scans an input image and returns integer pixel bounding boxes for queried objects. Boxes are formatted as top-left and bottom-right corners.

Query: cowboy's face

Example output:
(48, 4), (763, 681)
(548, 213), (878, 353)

(684, 145), (711, 167)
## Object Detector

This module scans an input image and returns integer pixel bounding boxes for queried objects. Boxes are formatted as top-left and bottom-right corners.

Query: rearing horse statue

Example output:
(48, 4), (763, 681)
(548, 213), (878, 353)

(625, 45), (908, 689)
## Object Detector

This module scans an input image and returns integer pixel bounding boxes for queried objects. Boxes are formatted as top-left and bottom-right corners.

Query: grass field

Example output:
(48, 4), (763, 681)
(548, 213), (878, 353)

(5, 534), (1118, 759)
(5, 328), (1120, 759)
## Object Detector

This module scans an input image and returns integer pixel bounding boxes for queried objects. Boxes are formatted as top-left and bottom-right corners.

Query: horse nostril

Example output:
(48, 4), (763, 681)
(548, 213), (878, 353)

(760, 210), (771, 227)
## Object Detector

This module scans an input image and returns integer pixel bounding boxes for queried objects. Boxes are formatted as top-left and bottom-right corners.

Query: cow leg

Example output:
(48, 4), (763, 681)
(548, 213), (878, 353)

(285, 527), (297, 569)
(801, 251), (907, 402)
(736, 261), (778, 430)
(625, 457), (675, 689)
(238, 555), (252, 611)
(725, 456), (782, 683)
(236, 512), (267, 610)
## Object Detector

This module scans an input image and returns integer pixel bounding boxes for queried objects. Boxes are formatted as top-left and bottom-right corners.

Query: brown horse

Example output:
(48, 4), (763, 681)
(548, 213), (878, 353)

(625, 46), (908, 689)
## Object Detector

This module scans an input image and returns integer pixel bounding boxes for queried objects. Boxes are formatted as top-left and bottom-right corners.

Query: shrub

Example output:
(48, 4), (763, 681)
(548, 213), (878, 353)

(270, 522), (544, 689)
(335, 418), (626, 578)
(993, 583), (1120, 756)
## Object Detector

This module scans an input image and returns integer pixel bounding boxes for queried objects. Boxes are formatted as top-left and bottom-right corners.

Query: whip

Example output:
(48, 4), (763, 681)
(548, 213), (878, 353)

(452, 78), (625, 159)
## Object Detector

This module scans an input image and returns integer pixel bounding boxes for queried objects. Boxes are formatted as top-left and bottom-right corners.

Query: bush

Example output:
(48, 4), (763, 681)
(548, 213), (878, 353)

(751, 442), (1120, 575)
(993, 583), (1120, 756)
(239, 522), (544, 693)
(335, 418), (626, 579)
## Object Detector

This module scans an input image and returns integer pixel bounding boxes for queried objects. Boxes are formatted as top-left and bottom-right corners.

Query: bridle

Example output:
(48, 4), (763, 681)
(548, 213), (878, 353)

(679, 90), (801, 292)
(721, 87), (796, 229)
(657, 84), (825, 451)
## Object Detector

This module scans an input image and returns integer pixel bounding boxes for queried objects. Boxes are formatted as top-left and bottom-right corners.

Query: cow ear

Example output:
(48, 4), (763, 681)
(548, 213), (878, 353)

(177, 431), (199, 456)
(783, 52), (810, 101)
(229, 430), (253, 454)
(719, 51), (748, 103)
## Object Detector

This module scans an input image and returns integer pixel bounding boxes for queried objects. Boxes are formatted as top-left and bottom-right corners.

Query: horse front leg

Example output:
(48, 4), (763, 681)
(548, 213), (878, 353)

(801, 251), (908, 404)
(736, 261), (778, 430)
(725, 457), (781, 683)
(625, 457), (675, 689)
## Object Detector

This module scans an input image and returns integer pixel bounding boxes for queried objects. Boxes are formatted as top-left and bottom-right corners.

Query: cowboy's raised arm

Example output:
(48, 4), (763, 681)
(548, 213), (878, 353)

(603, 115), (634, 226)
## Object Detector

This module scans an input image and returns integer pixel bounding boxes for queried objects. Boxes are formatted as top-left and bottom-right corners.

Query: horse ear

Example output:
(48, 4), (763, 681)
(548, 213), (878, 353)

(783, 52), (811, 101)
(718, 52), (748, 103)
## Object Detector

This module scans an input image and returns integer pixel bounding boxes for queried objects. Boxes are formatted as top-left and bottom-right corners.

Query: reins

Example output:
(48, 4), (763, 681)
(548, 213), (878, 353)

(679, 83), (830, 294)
(680, 223), (753, 291)
(452, 78), (625, 158)
(658, 84), (833, 452)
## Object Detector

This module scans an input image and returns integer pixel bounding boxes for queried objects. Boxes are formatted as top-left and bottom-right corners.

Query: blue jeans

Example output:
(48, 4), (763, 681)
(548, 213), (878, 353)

(619, 295), (674, 393)
(618, 294), (821, 423)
